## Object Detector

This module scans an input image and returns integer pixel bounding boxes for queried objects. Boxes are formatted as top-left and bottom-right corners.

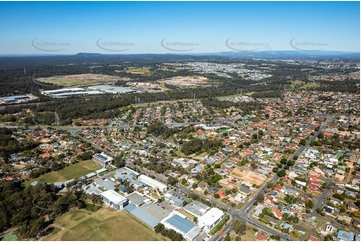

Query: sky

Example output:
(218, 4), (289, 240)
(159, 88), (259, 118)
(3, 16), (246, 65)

(0, 1), (359, 54)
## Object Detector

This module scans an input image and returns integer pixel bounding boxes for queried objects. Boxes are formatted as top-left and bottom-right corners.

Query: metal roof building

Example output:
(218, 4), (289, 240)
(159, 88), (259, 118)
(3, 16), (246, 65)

(125, 204), (160, 228)
(162, 212), (201, 241)
(94, 178), (116, 191)
(184, 200), (209, 218)
(126, 191), (149, 207)
(88, 85), (135, 94)
(1, 95), (30, 103)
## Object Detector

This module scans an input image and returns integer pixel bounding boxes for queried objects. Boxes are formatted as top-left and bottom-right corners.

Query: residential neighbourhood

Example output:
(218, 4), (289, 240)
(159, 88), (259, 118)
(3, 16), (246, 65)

(0, 87), (359, 241)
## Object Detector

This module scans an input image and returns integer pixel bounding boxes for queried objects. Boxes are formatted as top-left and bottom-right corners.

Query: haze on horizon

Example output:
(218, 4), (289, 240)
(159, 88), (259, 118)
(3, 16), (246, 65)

(0, 1), (359, 55)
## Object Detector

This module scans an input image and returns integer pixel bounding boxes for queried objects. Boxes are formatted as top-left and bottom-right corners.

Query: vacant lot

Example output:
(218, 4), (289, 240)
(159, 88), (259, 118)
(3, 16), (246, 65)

(32, 160), (101, 183)
(230, 168), (267, 186)
(37, 74), (120, 87)
(44, 207), (164, 241)
(159, 75), (209, 88)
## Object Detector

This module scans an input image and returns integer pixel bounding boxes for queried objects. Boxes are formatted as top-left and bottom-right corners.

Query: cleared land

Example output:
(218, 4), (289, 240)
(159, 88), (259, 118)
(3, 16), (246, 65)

(44, 207), (164, 241)
(31, 160), (101, 183)
(159, 75), (210, 88)
(290, 80), (319, 90)
(124, 67), (152, 75)
(36, 74), (120, 87)
(230, 168), (267, 186)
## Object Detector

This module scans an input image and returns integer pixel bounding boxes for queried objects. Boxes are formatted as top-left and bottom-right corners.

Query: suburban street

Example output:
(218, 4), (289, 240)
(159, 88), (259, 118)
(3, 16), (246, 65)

(0, 113), (345, 241)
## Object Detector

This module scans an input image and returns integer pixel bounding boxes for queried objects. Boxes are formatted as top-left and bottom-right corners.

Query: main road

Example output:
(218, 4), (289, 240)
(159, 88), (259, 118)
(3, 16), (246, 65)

(0, 113), (339, 241)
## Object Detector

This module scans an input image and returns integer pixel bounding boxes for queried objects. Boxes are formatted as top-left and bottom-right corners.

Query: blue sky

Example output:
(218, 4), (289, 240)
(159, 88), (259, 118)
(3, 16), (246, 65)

(0, 1), (359, 54)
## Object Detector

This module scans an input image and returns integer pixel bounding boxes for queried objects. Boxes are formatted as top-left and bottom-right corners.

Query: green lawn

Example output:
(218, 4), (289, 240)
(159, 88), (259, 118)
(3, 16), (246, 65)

(31, 160), (102, 183)
(45, 208), (164, 241)
(0, 232), (19, 241)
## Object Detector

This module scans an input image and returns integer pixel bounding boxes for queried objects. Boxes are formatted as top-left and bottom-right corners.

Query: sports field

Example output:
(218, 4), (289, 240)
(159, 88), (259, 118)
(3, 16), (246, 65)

(32, 160), (101, 183)
(44, 207), (164, 241)
(36, 74), (120, 87)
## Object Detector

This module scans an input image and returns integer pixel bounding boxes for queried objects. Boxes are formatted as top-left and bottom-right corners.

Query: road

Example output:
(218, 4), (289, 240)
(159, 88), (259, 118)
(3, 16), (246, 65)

(0, 113), (340, 241)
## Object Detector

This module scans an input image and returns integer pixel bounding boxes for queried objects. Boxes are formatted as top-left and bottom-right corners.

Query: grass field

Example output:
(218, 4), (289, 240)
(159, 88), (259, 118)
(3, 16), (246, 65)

(37, 74), (120, 87)
(125, 67), (152, 75)
(230, 228), (256, 240)
(290, 80), (319, 90)
(31, 160), (101, 183)
(44, 207), (164, 241)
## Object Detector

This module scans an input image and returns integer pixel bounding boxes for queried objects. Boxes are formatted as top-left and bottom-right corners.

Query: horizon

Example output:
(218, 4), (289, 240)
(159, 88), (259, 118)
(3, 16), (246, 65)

(0, 1), (359, 55)
(0, 50), (360, 58)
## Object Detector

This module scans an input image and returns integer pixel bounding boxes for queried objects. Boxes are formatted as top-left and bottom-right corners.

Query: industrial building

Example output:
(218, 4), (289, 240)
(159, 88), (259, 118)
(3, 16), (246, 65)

(138, 174), (167, 193)
(0, 95), (30, 103)
(161, 212), (201, 241)
(42, 85), (135, 98)
(88, 84), (135, 94)
(125, 201), (170, 228)
(101, 190), (128, 210)
(93, 152), (113, 167)
(198, 207), (225, 232)
(42, 88), (103, 98)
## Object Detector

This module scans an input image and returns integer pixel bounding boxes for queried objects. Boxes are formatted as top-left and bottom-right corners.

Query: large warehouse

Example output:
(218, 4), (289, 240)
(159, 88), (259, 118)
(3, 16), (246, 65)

(161, 212), (201, 241)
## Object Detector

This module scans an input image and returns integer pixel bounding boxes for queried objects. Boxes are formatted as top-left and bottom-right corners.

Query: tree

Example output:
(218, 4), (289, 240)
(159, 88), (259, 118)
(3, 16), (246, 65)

(224, 233), (231, 241)
(255, 193), (264, 203)
(267, 183), (276, 189)
(277, 170), (286, 177)
(155, 223), (165, 234)
(113, 154), (125, 168)
(233, 220), (247, 237)
(214, 193), (220, 199)
(305, 199), (314, 209)
(167, 176), (177, 186)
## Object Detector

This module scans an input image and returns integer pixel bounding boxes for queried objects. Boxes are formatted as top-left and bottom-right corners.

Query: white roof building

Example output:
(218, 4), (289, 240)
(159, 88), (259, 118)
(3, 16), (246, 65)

(198, 207), (225, 232)
(138, 174), (167, 192)
(101, 190), (128, 210)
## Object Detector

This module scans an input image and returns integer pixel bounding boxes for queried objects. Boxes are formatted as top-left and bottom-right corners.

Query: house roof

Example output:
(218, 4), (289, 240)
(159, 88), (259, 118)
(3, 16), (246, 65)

(256, 232), (269, 241)
(272, 207), (282, 219)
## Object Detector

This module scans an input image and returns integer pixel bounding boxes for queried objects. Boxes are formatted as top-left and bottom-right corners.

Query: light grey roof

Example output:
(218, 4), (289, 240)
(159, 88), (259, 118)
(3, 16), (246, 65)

(94, 178), (116, 190)
(85, 184), (102, 195)
(125, 204), (160, 228)
(140, 203), (171, 221)
(184, 201), (209, 217)
(126, 192), (147, 207)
